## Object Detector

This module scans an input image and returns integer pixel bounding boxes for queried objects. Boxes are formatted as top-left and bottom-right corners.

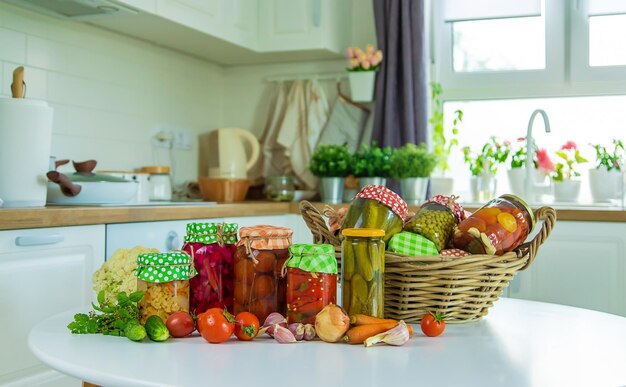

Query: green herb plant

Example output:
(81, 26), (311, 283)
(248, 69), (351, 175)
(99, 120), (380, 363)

(591, 139), (624, 171)
(309, 144), (352, 177)
(462, 137), (510, 176)
(510, 137), (539, 169)
(352, 142), (393, 177)
(390, 143), (438, 179)
(552, 142), (588, 181)
(430, 82), (463, 174)
(67, 290), (144, 337)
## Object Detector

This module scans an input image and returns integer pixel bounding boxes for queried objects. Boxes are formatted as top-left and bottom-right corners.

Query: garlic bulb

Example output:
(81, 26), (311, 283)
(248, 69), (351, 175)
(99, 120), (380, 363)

(273, 325), (298, 344)
(314, 304), (350, 343)
(288, 323), (305, 341)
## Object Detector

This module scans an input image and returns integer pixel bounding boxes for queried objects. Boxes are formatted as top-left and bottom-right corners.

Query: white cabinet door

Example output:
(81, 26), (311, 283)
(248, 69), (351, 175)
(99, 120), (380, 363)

(258, 0), (322, 51)
(0, 225), (105, 387)
(222, 0), (258, 47)
(116, 0), (157, 13)
(156, 0), (222, 36)
(509, 221), (626, 317)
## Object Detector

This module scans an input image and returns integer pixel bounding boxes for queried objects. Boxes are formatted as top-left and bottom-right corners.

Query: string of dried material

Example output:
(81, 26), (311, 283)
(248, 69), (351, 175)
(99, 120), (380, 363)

(299, 200), (556, 324)
(242, 235), (289, 264)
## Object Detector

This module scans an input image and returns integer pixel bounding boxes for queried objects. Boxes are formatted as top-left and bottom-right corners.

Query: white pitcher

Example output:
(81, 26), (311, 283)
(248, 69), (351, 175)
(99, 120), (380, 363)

(206, 128), (260, 179)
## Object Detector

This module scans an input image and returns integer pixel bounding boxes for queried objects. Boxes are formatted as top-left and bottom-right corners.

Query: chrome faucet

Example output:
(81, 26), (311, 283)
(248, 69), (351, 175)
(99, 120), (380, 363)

(525, 109), (551, 201)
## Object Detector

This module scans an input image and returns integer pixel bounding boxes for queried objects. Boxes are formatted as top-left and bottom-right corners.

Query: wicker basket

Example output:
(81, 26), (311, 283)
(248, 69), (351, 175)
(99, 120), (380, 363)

(299, 200), (557, 324)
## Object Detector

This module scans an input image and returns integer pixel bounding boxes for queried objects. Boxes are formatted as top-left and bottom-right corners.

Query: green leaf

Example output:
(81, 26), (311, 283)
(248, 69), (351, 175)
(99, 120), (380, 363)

(97, 290), (105, 305)
(128, 291), (144, 303)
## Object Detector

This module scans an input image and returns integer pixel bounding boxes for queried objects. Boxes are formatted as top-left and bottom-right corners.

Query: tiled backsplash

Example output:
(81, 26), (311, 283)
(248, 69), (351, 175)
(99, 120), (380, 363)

(0, 3), (225, 183)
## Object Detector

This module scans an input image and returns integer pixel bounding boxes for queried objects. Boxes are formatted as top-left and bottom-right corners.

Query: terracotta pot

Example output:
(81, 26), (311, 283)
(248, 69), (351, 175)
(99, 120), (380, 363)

(198, 177), (250, 202)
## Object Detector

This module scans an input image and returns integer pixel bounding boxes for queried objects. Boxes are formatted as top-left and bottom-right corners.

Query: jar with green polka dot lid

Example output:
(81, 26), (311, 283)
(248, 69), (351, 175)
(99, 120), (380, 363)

(135, 252), (196, 324)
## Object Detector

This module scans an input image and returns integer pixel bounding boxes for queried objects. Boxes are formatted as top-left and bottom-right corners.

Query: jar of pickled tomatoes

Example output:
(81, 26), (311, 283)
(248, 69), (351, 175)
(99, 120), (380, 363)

(234, 225), (293, 322)
(284, 244), (337, 324)
(452, 194), (535, 255)
(182, 222), (238, 315)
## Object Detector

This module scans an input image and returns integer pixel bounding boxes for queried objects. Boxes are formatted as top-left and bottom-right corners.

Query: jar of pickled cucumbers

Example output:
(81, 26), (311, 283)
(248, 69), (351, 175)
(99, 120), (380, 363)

(135, 252), (195, 324)
(341, 228), (385, 318)
(182, 222), (238, 315)
(452, 194), (535, 255)
(341, 185), (408, 243)
(234, 225), (293, 322)
(403, 195), (466, 251)
(284, 244), (337, 324)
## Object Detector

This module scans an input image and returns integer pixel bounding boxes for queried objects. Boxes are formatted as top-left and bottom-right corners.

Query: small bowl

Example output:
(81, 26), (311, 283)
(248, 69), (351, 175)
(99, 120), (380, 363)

(292, 190), (317, 202)
(198, 177), (250, 202)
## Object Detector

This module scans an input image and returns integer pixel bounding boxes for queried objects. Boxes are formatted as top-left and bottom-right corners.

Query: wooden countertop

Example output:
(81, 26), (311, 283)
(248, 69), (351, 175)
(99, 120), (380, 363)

(0, 201), (625, 230)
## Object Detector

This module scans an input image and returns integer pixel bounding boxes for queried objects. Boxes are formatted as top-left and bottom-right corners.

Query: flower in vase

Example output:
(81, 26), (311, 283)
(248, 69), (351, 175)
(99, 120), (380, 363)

(536, 148), (555, 174)
(561, 141), (578, 151)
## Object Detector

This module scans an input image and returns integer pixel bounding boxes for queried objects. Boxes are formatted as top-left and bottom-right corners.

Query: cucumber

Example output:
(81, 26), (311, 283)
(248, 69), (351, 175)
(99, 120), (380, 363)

(145, 315), (170, 342)
(125, 319), (146, 342)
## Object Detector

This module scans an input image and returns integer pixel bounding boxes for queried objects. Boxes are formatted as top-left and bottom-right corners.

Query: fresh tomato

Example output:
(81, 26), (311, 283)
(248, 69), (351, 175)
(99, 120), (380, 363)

(166, 311), (195, 338)
(197, 308), (236, 343)
(421, 312), (445, 337)
(234, 312), (260, 341)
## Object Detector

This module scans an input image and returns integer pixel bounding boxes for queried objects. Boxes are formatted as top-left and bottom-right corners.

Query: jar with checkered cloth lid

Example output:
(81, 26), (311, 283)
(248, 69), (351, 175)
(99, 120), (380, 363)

(234, 225), (293, 322)
(341, 228), (385, 318)
(284, 244), (337, 324)
(182, 222), (238, 315)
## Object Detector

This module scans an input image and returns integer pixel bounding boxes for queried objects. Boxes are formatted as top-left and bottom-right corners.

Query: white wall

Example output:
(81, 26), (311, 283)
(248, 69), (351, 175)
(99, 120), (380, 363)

(0, 3), (225, 184)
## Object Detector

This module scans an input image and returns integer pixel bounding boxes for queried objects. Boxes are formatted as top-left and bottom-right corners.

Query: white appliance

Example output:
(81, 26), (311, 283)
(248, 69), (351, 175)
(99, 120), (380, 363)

(0, 98), (53, 208)
(206, 128), (260, 179)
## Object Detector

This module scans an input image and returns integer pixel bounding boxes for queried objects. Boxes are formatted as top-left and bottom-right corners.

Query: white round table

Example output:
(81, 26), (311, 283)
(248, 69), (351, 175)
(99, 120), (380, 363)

(29, 298), (626, 387)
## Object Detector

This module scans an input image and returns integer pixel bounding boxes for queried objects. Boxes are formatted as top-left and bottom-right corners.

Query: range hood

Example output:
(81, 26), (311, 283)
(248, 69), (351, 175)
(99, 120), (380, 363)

(3, 0), (137, 19)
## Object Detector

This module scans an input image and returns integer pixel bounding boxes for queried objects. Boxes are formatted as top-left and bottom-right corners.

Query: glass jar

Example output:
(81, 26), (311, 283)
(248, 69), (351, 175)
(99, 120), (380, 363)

(182, 222), (238, 315)
(135, 252), (195, 324)
(266, 176), (295, 202)
(285, 244), (337, 324)
(403, 195), (465, 251)
(341, 185), (408, 243)
(341, 228), (385, 318)
(141, 165), (172, 201)
(234, 225), (293, 322)
(453, 194), (535, 255)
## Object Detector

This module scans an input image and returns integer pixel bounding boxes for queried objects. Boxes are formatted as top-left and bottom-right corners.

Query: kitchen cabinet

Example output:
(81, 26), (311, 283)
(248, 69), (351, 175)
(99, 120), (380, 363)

(117, 0), (157, 13)
(155, 0), (222, 37)
(257, 0), (350, 54)
(0, 225), (105, 387)
(508, 221), (626, 317)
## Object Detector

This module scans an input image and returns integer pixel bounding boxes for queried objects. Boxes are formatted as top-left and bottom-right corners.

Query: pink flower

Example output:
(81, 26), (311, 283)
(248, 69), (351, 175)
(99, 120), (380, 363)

(561, 141), (577, 151)
(537, 148), (555, 173)
(346, 47), (355, 59)
(349, 58), (359, 68)
(369, 56), (381, 66)
(503, 140), (511, 146)
(366, 44), (375, 54)
(517, 137), (525, 142)
(361, 59), (371, 70)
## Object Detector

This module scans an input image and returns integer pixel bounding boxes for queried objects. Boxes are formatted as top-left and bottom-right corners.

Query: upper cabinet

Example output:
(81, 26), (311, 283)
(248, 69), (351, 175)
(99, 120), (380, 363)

(98, 0), (351, 64)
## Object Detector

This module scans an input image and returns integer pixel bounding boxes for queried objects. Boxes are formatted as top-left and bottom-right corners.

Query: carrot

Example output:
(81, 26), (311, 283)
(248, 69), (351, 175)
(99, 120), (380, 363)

(349, 314), (397, 326)
(343, 322), (414, 344)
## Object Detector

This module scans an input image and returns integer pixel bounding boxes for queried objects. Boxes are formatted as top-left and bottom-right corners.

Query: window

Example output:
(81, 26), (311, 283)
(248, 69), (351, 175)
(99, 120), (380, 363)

(589, 14), (626, 67)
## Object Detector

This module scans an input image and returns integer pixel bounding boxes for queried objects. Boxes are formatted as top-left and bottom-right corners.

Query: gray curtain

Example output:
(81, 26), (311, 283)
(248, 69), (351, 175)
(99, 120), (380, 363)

(372, 0), (428, 148)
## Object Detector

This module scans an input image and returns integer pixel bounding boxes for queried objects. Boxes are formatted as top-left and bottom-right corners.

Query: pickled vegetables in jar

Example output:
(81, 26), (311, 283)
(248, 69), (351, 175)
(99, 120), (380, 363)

(135, 252), (195, 324)
(403, 195), (466, 251)
(452, 194), (535, 255)
(285, 244), (337, 324)
(182, 222), (238, 315)
(341, 185), (408, 243)
(234, 225), (292, 322)
(341, 228), (385, 318)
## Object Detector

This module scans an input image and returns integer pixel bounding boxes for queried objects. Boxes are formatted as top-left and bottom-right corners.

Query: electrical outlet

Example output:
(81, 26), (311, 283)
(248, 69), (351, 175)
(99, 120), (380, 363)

(152, 128), (192, 150)
(172, 130), (193, 150)
(152, 128), (173, 148)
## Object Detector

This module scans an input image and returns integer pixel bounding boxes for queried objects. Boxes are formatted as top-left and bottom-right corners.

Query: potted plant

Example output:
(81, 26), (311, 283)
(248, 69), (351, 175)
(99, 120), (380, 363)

(309, 144), (352, 204)
(346, 44), (383, 102)
(429, 82), (463, 196)
(353, 142), (393, 189)
(551, 141), (588, 202)
(589, 139), (624, 202)
(390, 143), (438, 205)
(463, 137), (510, 202)
(507, 137), (551, 198)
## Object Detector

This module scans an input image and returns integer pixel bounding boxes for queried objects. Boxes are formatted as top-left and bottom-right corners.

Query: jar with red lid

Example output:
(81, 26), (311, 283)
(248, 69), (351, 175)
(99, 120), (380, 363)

(452, 194), (535, 255)
(284, 244), (337, 324)
(182, 222), (238, 315)
(341, 185), (408, 243)
(234, 225), (292, 322)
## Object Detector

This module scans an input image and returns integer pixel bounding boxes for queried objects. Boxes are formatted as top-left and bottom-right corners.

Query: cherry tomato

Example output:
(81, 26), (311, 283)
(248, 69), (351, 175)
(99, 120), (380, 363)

(421, 312), (445, 337)
(254, 251), (276, 273)
(234, 312), (260, 341)
(197, 308), (235, 343)
(253, 275), (275, 299)
(166, 311), (195, 338)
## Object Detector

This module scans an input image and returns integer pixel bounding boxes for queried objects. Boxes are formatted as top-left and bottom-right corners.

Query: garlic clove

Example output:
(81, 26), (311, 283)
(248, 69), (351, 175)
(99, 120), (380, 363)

(260, 312), (288, 337)
(273, 324), (298, 344)
(288, 323), (305, 341)
(303, 324), (316, 341)
(364, 321), (410, 347)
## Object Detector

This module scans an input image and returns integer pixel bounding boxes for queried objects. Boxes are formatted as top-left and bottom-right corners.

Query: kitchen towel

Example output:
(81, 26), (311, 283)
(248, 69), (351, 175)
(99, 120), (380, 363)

(316, 96), (370, 152)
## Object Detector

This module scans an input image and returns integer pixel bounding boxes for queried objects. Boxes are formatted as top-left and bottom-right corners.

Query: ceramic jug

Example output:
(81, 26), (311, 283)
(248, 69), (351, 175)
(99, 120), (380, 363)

(206, 128), (260, 179)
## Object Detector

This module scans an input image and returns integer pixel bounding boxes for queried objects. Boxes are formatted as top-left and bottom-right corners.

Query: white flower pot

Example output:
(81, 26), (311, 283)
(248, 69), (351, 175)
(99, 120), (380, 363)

(400, 177), (429, 205)
(507, 168), (549, 201)
(348, 71), (376, 102)
(589, 169), (624, 202)
(470, 174), (497, 202)
(430, 176), (454, 196)
(552, 179), (582, 202)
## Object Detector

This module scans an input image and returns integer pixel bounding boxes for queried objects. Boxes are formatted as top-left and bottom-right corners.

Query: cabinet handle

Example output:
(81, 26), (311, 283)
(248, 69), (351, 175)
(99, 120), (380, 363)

(312, 0), (321, 27)
(15, 234), (64, 247)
